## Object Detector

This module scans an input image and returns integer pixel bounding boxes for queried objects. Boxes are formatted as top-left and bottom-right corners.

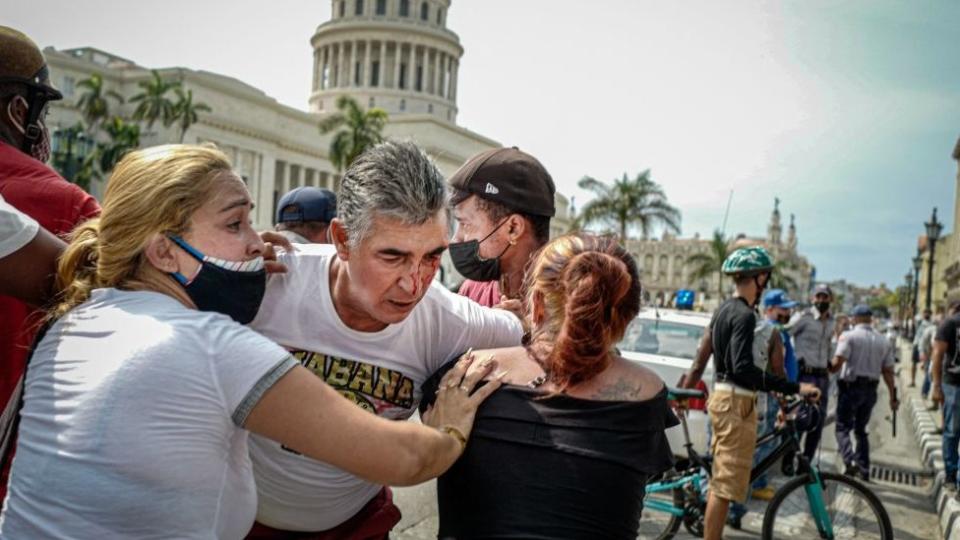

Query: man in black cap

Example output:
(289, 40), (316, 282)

(829, 305), (898, 480)
(447, 147), (555, 309)
(274, 186), (337, 244)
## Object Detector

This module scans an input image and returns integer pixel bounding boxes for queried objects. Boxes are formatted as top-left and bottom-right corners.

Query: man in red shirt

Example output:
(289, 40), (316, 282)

(447, 147), (555, 310)
(0, 26), (101, 498)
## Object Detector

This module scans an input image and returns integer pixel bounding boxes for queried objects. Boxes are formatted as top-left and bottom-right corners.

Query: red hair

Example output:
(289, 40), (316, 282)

(524, 234), (641, 390)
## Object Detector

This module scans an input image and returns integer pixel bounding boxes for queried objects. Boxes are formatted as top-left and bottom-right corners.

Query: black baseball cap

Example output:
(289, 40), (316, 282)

(448, 147), (556, 217)
(276, 187), (336, 224)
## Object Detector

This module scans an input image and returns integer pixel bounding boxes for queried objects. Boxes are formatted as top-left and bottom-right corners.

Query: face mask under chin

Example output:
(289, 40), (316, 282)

(167, 235), (267, 324)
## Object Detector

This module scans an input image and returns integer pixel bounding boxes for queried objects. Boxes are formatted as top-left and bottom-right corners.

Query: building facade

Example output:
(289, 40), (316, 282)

(42, 0), (570, 286)
(916, 136), (960, 313)
(625, 199), (814, 310)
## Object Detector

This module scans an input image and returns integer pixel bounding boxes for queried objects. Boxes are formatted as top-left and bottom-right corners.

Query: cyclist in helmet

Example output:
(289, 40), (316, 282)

(681, 246), (820, 540)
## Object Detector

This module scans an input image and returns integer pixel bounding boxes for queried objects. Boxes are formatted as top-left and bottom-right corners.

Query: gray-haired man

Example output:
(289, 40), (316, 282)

(245, 141), (523, 538)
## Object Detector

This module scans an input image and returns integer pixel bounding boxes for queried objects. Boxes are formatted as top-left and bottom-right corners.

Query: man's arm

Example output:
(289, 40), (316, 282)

(882, 365), (898, 410)
(680, 329), (712, 389)
(0, 225), (65, 307)
(768, 330), (785, 377)
(932, 339), (948, 404)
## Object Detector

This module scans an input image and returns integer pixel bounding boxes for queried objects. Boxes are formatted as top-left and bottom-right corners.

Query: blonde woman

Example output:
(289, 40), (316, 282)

(0, 145), (497, 539)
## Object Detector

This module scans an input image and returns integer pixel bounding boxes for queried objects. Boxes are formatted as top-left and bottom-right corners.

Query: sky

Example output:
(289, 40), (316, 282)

(8, 0), (960, 288)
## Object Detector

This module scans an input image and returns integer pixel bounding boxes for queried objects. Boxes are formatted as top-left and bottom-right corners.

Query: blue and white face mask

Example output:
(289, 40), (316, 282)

(168, 235), (267, 324)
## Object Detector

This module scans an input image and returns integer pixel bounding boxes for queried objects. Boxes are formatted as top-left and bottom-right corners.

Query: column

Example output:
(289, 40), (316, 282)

(349, 40), (357, 86)
(432, 49), (441, 95)
(259, 155), (277, 227)
(450, 58), (458, 101)
(392, 41), (402, 88)
(437, 53), (446, 97)
(312, 49), (320, 90)
(337, 41), (344, 87)
(378, 40), (386, 87)
(405, 42), (415, 93)
(363, 39), (373, 87)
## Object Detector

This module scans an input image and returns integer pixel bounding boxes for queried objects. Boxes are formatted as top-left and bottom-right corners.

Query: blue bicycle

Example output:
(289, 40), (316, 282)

(638, 388), (893, 539)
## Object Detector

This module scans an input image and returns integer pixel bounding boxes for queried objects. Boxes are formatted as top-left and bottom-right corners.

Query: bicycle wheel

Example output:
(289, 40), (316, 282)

(637, 479), (684, 540)
(761, 471), (893, 540)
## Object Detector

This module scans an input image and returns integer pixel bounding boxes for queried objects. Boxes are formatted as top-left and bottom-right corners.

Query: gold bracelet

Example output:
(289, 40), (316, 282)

(440, 425), (467, 452)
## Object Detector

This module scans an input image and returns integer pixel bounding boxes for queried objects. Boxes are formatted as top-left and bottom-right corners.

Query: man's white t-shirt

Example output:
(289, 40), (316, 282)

(0, 289), (296, 539)
(249, 244), (524, 531)
(0, 194), (38, 259)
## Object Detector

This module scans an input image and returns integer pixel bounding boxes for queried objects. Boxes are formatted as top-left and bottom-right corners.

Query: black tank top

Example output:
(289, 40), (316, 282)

(420, 368), (678, 539)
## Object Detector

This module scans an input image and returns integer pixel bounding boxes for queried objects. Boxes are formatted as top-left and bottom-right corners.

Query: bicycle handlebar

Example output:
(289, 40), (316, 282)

(667, 387), (706, 401)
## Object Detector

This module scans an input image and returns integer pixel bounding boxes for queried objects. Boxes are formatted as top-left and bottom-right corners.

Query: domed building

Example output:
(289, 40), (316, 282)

(41, 0), (570, 284)
(309, 0), (461, 123)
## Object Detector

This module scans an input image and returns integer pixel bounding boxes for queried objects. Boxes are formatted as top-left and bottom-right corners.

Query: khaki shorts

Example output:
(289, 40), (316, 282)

(708, 390), (758, 503)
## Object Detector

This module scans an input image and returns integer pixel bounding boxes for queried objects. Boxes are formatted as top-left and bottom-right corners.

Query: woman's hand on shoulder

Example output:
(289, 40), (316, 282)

(260, 231), (293, 274)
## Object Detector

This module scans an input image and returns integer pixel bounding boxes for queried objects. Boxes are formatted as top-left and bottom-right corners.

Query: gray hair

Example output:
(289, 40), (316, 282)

(337, 140), (449, 247)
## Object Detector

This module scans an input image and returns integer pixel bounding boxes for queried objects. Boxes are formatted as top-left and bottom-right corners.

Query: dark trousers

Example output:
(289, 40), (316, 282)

(835, 381), (878, 474)
(798, 373), (830, 459)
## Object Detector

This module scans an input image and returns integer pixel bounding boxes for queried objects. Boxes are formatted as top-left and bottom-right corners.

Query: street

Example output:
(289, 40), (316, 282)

(392, 363), (940, 539)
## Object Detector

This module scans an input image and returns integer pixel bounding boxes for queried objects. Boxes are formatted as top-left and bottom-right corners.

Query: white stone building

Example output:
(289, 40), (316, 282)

(42, 0), (571, 285)
(626, 200), (814, 310)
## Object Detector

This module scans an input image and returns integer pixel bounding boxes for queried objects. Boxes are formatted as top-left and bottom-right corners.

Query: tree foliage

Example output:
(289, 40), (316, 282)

(318, 95), (389, 172)
(576, 170), (681, 244)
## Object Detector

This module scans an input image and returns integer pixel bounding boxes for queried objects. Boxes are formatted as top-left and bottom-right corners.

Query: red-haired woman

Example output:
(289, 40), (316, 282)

(421, 233), (677, 539)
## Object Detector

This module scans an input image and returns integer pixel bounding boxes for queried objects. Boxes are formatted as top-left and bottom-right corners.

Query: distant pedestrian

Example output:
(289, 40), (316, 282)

(920, 312), (939, 401)
(913, 308), (934, 387)
(274, 186), (336, 244)
(829, 305), (898, 481)
(789, 283), (836, 461)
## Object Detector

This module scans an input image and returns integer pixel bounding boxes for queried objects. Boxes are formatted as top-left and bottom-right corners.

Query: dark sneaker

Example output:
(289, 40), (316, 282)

(726, 515), (742, 530)
(843, 462), (858, 477)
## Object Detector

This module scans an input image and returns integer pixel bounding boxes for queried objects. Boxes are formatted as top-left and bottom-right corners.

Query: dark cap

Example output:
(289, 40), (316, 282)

(813, 284), (833, 297)
(448, 147), (556, 217)
(851, 305), (872, 317)
(276, 187), (336, 224)
(0, 26), (62, 101)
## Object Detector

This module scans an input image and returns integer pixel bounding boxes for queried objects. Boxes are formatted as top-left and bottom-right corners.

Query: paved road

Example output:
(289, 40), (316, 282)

(393, 362), (940, 539)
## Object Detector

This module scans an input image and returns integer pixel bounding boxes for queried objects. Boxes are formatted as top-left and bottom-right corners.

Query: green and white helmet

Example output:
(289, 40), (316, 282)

(722, 246), (774, 276)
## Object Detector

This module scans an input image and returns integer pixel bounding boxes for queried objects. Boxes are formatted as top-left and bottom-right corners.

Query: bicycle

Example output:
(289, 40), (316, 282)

(638, 387), (894, 539)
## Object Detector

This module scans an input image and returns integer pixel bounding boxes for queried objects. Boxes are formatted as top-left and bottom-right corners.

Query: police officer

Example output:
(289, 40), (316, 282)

(829, 305), (899, 481)
(789, 283), (835, 461)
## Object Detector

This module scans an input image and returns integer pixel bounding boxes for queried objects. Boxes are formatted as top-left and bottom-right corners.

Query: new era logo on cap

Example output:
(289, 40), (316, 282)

(484, 182), (499, 195)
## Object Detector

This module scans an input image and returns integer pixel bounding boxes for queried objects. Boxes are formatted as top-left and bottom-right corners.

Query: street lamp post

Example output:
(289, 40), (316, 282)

(911, 253), (922, 339)
(924, 207), (944, 313)
(904, 271), (913, 329)
(51, 124), (95, 187)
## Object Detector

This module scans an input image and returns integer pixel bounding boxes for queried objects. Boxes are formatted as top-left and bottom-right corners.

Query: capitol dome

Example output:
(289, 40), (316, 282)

(310, 0), (461, 123)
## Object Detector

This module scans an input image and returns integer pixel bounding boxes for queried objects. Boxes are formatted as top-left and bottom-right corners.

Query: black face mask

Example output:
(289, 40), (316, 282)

(815, 302), (830, 314)
(168, 235), (267, 324)
(449, 219), (511, 282)
(776, 314), (790, 325)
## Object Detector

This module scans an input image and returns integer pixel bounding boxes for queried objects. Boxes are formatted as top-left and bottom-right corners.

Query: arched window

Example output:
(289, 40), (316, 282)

(436, 7), (443, 25)
(420, 1), (429, 20)
(674, 255), (684, 279)
(644, 254), (654, 273)
(355, 0), (364, 15)
(399, 0), (409, 16)
(376, 0), (386, 15)
(338, 0), (345, 17)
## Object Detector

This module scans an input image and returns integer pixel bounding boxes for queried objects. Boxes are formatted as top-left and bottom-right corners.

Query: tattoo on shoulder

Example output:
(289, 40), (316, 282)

(592, 378), (644, 401)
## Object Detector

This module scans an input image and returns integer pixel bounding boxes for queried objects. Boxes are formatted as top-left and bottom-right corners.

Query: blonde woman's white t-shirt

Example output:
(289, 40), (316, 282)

(248, 244), (524, 531)
(0, 288), (296, 539)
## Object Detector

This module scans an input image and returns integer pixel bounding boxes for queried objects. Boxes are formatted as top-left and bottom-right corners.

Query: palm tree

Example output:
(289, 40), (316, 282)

(686, 230), (731, 301)
(576, 170), (681, 244)
(172, 88), (212, 142)
(129, 70), (180, 130)
(97, 117), (141, 175)
(76, 73), (124, 131)
(318, 95), (388, 171)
